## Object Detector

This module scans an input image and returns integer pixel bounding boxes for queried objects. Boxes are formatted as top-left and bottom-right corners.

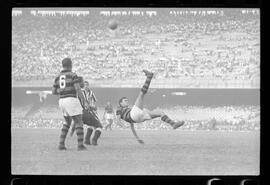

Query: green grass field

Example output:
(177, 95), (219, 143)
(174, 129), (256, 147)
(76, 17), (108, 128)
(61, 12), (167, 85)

(11, 128), (259, 175)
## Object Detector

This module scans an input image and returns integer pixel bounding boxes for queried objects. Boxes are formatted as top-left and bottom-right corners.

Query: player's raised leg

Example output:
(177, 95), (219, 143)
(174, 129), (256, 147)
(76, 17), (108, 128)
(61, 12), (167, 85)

(58, 116), (72, 150)
(134, 69), (154, 109)
(129, 70), (154, 123)
(72, 115), (87, 150)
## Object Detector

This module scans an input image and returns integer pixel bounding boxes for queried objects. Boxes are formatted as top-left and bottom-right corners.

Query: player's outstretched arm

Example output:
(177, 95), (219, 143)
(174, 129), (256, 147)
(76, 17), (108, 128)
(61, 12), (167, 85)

(130, 123), (144, 144)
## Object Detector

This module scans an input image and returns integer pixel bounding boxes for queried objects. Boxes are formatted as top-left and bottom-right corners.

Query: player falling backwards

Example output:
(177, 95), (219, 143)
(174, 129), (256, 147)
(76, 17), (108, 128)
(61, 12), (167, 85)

(116, 70), (185, 144)
(70, 79), (103, 146)
(52, 58), (88, 151)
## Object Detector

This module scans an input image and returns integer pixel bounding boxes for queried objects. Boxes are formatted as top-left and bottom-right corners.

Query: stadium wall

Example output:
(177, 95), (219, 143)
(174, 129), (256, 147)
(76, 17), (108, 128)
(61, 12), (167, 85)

(12, 87), (260, 109)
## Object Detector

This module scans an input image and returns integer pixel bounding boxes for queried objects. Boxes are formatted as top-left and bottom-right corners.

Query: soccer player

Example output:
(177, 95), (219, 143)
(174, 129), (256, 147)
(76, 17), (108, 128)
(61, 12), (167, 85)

(52, 58), (88, 151)
(103, 101), (115, 130)
(70, 79), (103, 146)
(83, 81), (98, 113)
(116, 70), (185, 144)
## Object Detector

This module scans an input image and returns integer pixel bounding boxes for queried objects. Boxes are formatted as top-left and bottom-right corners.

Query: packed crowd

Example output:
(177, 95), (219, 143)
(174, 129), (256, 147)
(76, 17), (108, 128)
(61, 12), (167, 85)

(12, 9), (260, 88)
(12, 105), (260, 131)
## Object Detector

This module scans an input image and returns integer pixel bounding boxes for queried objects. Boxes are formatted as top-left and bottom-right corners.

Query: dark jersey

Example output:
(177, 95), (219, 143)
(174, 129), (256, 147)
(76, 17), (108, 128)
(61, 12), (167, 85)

(53, 69), (80, 99)
(116, 106), (135, 123)
(105, 105), (114, 113)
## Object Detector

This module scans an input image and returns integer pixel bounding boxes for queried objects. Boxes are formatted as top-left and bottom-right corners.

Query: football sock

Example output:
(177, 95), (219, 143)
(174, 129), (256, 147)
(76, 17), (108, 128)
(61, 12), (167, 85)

(84, 127), (94, 143)
(92, 128), (102, 144)
(70, 123), (76, 136)
(161, 115), (176, 126)
(75, 126), (84, 147)
(59, 124), (70, 146)
(141, 74), (153, 94)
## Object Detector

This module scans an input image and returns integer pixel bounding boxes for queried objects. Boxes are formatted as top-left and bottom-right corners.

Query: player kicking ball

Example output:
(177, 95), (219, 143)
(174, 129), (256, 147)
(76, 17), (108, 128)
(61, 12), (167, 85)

(116, 70), (185, 144)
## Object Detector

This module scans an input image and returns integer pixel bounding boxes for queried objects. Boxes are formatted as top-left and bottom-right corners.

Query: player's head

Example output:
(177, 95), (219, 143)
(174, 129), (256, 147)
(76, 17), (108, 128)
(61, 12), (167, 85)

(78, 76), (84, 88)
(119, 97), (129, 107)
(106, 101), (111, 106)
(62, 58), (72, 70)
(84, 81), (89, 90)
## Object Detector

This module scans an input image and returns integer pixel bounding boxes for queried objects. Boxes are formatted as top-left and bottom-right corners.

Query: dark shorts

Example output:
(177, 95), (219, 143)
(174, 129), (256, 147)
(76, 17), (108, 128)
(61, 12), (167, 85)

(82, 109), (103, 129)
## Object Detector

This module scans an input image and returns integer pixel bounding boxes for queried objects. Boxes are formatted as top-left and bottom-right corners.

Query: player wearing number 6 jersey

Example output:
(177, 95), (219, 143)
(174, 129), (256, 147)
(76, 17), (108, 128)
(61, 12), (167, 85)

(52, 58), (88, 151)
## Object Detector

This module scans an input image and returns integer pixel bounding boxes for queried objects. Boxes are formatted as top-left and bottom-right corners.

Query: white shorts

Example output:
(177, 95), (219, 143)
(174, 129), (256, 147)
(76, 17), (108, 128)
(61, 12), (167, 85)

(59, 97), (83, 117)
(130, 105), (152, 123)
(105, 113), (114, 120)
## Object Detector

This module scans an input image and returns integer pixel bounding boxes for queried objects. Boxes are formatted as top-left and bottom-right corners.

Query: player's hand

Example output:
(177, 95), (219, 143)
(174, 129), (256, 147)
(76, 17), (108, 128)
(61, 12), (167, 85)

(137, 139), (144, 144)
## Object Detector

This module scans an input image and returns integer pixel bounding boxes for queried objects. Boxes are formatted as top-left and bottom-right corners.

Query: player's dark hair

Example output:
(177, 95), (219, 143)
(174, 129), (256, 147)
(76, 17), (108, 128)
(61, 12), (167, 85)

(62, 58), (72, 68)
(119, 97), (128, 106)
(84, 81), (89, 85)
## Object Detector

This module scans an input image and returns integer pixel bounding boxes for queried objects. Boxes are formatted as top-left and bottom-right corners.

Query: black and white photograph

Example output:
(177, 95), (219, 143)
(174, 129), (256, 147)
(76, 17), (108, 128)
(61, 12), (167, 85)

(11, 8), (260, 175)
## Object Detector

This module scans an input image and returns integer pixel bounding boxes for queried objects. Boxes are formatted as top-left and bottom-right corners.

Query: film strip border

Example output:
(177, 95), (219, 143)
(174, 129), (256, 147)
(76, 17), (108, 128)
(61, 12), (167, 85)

(10, 0), (261, 7)
(8, 176), (260, 185)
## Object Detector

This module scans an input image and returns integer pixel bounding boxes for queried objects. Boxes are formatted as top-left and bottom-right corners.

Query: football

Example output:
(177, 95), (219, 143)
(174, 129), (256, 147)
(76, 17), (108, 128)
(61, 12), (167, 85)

(108, 20), (118, 30)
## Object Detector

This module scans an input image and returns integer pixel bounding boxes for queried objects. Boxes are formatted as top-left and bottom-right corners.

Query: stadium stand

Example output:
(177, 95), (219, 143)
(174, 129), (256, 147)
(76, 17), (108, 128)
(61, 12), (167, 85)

(12, 9), (260, 88)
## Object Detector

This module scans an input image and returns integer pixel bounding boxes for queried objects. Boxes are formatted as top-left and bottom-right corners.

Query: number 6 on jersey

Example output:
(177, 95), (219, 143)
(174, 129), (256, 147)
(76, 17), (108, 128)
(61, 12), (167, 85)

(59, 75), (66, 88)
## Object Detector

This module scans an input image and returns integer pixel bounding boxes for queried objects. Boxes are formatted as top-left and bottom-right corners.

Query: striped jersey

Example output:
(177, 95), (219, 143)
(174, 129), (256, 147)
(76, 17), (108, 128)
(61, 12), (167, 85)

(83, 89), (97, 107)
(78, 88), (97, 109)
(53, 69), (81, 99)
(78, 88), (100, 120)
(116, 106), (135, 123)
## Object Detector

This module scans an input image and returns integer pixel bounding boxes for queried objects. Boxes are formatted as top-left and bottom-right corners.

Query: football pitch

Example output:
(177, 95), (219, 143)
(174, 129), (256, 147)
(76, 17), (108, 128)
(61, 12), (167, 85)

(11, 128), (259, 175)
